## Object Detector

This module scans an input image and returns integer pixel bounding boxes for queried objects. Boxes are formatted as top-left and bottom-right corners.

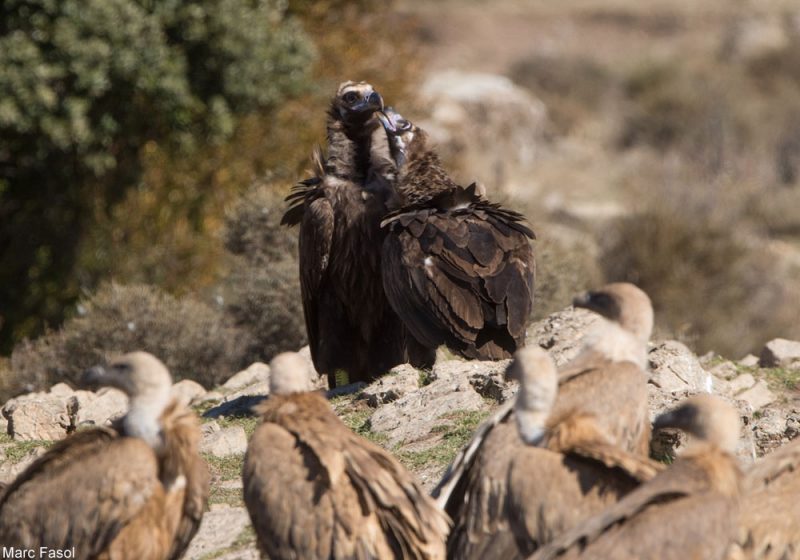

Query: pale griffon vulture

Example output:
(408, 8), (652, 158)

(282, 82), (434, 387)
(0, 352), (209, 559)
(243, 351), (450, 559)
(434, 283), (655, 559)
(440, 346), (661, 560)
(726, 437), (800, 559)
(532, 395), (742, 560)
(377, 108), (536, 361)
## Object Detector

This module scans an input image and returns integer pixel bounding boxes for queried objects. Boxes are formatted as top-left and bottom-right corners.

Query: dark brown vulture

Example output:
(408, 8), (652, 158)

(727, 437), (800, 559)
(0, 352), (209, 560)
(243, 352), (450, 559)
(434, 283), (654, 559)
(377, 108), (535, 360)
(282, 82), (434, 387)
(532, 395), (742, 560)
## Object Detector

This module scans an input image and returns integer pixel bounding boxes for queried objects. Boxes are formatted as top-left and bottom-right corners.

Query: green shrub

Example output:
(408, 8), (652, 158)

(0, 0), (314, 352)
(221, 185), (306, 364)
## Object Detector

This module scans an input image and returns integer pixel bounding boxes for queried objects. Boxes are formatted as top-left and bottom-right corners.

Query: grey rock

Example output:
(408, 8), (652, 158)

(222, 362), (270, 392)
(737, 380), (776, 412)
(49, 383), (74, 397)
(527, 307), (599, 367)
(738, 354), (760, 368)
(2, 393), (72, 441)
(648, 341), (712, 393)
(200, 426), (248, 457)
(751, 407), (800, 456)
(171, 379), (207, 405)
(419, 71), (547, 197)
(201, 420), (221, 437)
(225, 381), (270, 402)
(468, 365), (517, 403)
(369, 372), (487, 447)
(194, 390), (224, 405)
(74, 388), (128, 427)
(184, 506), (252, 560)
(760, 338), (800, 370)
(728, 373), (757, 395)
(361, 365), (420, 407)
(708, 361), (740, 381)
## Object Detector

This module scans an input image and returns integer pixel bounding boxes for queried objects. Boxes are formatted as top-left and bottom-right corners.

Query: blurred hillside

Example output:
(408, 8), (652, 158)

(398, 0), (800, 356)
(2, 0), (800, 400)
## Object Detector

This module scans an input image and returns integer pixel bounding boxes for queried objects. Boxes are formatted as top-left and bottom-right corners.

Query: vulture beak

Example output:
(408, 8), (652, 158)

(377, 111), (396, 133)
(572, 291), (595, 311)
(653, 407), (691, 432)
(354, 91), (384, 113)
(80, 365), (109, 391)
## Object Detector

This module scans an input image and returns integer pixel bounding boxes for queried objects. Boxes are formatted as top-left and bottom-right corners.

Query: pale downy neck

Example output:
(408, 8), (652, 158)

(573, 318), (648, 370)
(123, 390), (172, 452)
(515, 381), (553, 446)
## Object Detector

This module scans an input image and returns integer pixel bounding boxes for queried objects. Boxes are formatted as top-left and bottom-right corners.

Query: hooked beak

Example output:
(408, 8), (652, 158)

(354, 91), (384, 113)
(653, 408), (690, 431)
(572, 291), (594, 310)
(80, 365), (108, 390)
(377, 110), (396, 133)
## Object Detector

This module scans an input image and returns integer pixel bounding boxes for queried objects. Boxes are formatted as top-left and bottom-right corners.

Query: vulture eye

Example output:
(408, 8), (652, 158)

(342, 91), (359, 104)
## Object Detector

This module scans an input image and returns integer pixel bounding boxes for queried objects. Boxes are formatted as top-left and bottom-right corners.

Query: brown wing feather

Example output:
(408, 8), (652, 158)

(382, 190), (535, 361)
(281, 146), (326, 227)
(0, 430), (161, 557)
(298, 195), (335, 370)
(160, 402), (210, 560)
(732, 439), (800, 559)
(506, 414), (663, 556)
(434, 359), (649, 559)
(444, 418), (521, 560)
(531, 451), (737, 560)
(245, 393), (449, 559)
(553, 361), (651, 456)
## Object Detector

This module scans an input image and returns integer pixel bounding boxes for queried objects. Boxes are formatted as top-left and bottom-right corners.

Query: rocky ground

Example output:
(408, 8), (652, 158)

(2, 304), (799, 559)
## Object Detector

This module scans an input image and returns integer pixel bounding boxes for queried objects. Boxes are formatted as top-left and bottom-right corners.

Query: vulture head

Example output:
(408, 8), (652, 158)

(378, 107), (428, 169)
(332, 81), (384, 137)
(507, 347), (558, 445)
(571, 283), (653, 369)
(269, 352), (314, 396)
(573, 282), (654, 343)
(653, 395), (740, 455)
(81, 351), (173, 450)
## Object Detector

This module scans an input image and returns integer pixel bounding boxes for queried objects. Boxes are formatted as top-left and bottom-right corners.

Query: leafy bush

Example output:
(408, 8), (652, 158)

(221, 185), (306, 364)
(8, 283), (247, 398)
(0, 0), (314, 351)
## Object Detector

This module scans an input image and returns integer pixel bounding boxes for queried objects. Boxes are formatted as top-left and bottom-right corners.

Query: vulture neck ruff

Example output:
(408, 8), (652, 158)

(577, 318), (648, 370)
(325, 113), (377, 184)
(123, 391), (172, 451)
